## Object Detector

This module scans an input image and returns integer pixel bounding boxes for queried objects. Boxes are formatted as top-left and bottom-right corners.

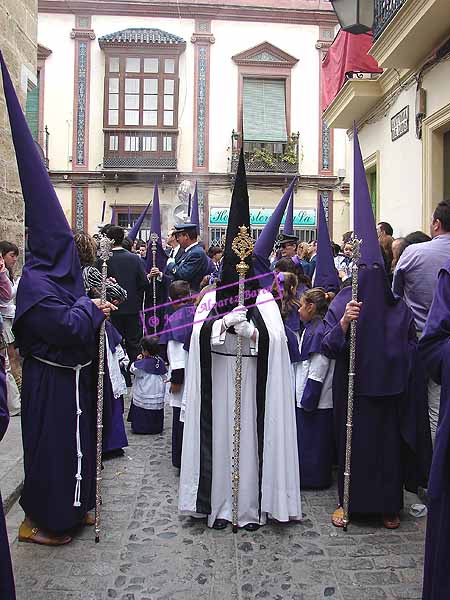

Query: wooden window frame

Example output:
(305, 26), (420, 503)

(103, 51), (180, 134)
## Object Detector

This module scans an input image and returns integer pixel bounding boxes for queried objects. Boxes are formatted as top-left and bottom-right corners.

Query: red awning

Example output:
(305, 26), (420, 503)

(322, 30), (383, 111)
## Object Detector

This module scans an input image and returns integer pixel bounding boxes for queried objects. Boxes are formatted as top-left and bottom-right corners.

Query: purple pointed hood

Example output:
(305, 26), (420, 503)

(254, 177), (297, 260)
(0, 52), (85, 326)
(190, 182), (200, 230)
(353, 123), (384, 267)
(314, 195), (340, 293)
(146, 181), (168, 272)
(253, 178), (297, 285)
(128, 198), (151, 242)
(283, 188), (295, 235)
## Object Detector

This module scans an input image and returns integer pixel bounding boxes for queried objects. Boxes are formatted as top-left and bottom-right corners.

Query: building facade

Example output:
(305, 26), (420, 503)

(0, 0), (37, 251)
(324, 0), (450, 237)
(34, 0), (349, 245)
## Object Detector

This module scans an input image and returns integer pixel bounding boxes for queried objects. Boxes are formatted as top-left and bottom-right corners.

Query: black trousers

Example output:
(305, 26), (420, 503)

(111, 312), (143, 364)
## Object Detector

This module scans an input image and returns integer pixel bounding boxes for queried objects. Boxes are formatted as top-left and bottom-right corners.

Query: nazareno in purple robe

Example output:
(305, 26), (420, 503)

(159, 304), (195, 468)
(14, 296), (104, 532)
(0, 354), (16, 600)
(322, 267), (420, 515)
(102, 322), (128, 454)
(296, 318), (334, 490)
(419, 262), (450, 600)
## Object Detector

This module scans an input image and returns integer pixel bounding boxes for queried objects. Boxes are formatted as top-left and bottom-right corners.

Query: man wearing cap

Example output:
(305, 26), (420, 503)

(277, 233), (312, 278)
(167, 223), (209, 292)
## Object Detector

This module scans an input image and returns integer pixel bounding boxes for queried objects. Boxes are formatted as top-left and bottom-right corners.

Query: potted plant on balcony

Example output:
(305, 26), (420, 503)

(281, 140), (298, 165)
(248, 147), (275, 169)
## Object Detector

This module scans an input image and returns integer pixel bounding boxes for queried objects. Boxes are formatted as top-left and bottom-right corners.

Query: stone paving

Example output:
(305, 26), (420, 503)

(6, 406), (427, 600)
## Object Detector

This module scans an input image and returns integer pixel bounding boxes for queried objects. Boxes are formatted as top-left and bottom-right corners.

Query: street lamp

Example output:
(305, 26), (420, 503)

(330, 0), (374, 34)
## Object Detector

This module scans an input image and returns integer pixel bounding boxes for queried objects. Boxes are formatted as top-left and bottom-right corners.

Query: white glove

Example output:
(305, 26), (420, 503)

(223, 306), (247, 329)
(234, 320), (255, 339)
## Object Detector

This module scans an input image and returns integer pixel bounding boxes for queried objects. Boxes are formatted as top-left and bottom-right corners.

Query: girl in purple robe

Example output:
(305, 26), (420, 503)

(159, 281), (195, 468)
(272, 271), (303, 340)
(295, 288), (335, 489)
(129, 336), (167, 434)
(419, 260), (450, 600)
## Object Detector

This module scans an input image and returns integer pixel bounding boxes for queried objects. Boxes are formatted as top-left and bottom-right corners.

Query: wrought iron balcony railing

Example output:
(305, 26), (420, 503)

(373, 0), (406, 40)
(230, 131), (299, 174)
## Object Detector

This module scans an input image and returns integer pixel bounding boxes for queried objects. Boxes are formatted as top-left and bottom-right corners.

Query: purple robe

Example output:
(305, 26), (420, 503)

(160, 304), (195, 467)
(14, 296), (104, 532)
(102, 323), (128, 454)
(296, 318), (334, 489)
(0, 355), (16, 600)
(322, 284), (418, 514)
(419, 263), (450, 600)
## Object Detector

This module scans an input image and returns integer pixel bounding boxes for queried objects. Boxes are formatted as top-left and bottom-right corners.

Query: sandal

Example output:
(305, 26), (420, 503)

(18, 520), (72, 546)
(382, 514), (400, 529)
(331, 506), (346, 528)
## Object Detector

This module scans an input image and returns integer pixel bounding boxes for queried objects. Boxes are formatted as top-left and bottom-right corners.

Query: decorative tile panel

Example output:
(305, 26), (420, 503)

(196, 46), (207, 168)
(75, 187), (85, 231)
(76, 42), (87, 166)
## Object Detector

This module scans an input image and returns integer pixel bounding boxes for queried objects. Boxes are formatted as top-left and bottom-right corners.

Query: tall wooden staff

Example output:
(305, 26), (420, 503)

(95, 235), (113, 543)
(342, 236), (362, 532)
(231, 225), (254, 533)
(150, 232), (159, 335)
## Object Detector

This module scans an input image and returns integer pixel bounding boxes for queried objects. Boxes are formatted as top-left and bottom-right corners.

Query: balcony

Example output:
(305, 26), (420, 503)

(323, 76), (382, 129)
(230, 132), (299, 175)
(103, 130), (178, 170)
(370, 0), (450, 69)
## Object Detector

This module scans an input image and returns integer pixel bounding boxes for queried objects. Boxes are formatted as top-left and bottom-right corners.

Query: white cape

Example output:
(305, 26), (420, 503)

(179, 288), (302, 527)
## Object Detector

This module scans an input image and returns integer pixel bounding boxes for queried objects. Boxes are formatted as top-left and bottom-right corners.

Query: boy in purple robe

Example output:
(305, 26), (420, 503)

(419, 259), (450, 600)
(0, 52), (115, 545)
(159, 280), (195, 468)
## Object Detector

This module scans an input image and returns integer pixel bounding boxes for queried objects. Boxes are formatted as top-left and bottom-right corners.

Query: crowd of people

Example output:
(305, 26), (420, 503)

(1, 52), (450, 600)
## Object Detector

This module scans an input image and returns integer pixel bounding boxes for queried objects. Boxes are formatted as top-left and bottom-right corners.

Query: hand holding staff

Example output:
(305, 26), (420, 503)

(230, 225), (254, 533)
(150, 232), (159, 335)
(95, 235), (113, 543)
(342, 236), (362, 532)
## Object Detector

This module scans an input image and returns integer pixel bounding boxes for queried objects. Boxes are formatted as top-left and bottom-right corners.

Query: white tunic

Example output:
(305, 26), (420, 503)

(179, 288), (302, 528)
(131, 364), (166, 410)
(294, 330), (335, 410)
(165, 340), (188, 409)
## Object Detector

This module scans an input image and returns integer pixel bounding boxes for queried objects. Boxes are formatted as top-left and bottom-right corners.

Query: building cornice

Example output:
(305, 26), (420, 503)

(38, 0), (337, 26)
(49, 169), (342, 191)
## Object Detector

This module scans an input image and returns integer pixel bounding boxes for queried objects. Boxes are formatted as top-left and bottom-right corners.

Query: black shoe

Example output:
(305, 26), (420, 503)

(243, 522), (260, 532)
(212, 519), (228, 530)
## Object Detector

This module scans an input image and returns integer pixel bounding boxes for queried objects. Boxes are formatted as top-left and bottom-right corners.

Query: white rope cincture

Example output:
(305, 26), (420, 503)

(32, 356), (92, 508)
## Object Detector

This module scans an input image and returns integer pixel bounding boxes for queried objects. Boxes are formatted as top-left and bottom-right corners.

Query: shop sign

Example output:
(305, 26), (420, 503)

(209, 207), (316, 228)
(391, 106), (409, 141)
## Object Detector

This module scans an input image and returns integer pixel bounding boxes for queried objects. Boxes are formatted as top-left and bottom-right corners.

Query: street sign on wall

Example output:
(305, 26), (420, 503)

(391, 106), (409, 141)
(209, 207), (317, 227)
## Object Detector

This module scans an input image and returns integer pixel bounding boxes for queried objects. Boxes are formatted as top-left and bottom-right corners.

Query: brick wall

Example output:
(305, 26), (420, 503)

(0, 0), (37, 261)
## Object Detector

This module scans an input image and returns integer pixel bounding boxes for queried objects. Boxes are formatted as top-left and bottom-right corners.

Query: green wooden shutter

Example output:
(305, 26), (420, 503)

(25, 72), (40, 141)
(369, 170), (377, 217)
(243, 79), (287, 142)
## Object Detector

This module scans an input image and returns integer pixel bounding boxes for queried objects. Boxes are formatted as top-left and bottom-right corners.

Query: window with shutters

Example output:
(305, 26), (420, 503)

(25, 71), (40, 142)
(232, 42), (299, 173)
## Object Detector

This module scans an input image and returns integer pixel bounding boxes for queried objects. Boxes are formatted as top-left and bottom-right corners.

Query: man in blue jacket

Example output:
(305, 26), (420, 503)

(167, 223), (209, 292)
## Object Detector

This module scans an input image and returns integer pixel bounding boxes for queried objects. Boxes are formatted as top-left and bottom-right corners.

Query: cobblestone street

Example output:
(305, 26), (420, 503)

(6, 407), (427, 600)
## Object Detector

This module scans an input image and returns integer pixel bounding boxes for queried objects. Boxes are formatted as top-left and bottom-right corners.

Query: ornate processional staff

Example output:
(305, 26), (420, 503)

(231, 225), (254, 533)
(95, 235), (113, 543)
(150, 232), (159, 335)
(342, 235), (362, 532)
